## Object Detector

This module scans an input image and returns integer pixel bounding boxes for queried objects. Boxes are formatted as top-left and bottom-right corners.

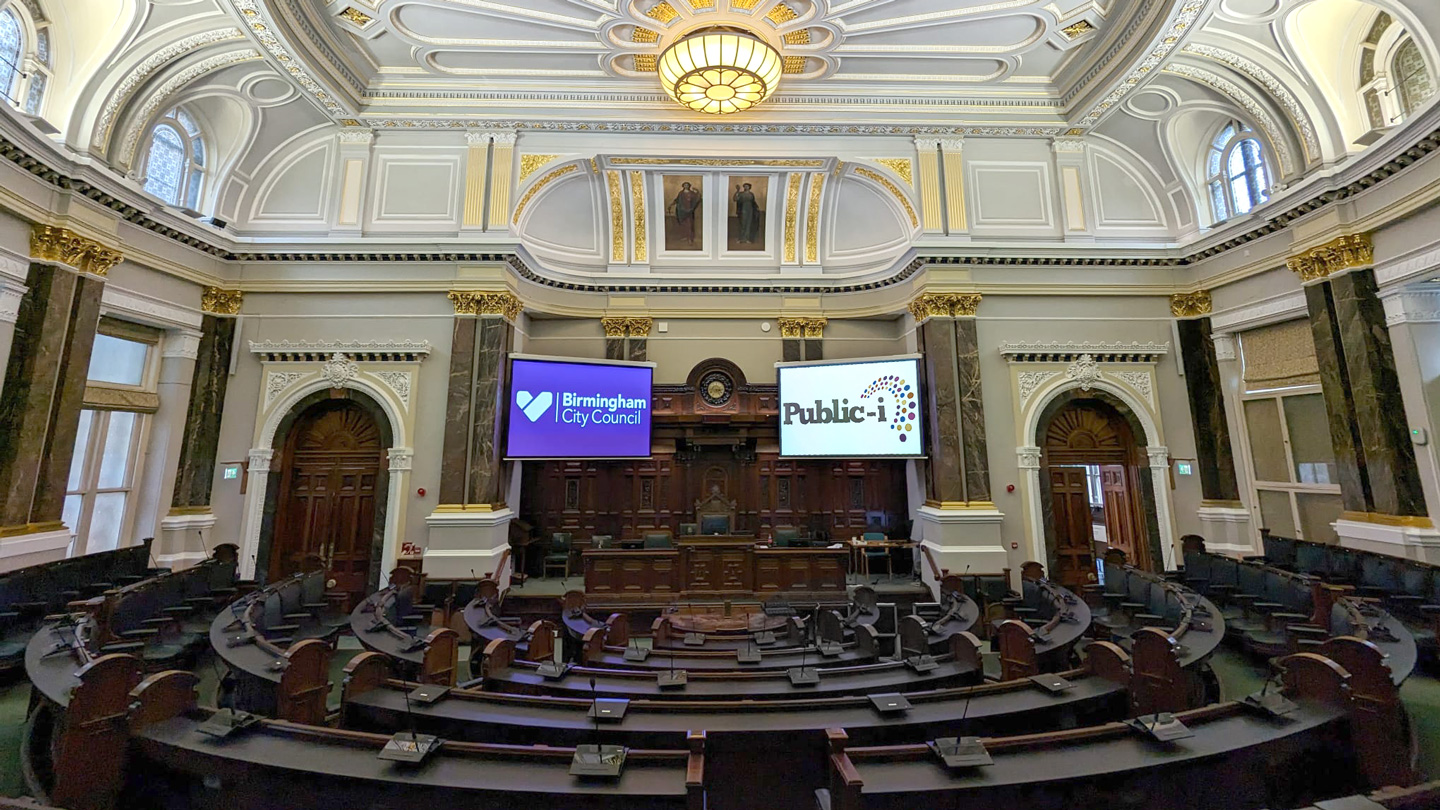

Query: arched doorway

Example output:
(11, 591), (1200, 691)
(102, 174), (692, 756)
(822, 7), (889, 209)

(267, 397), (386, 605)
(1039, 397), (1155, 589)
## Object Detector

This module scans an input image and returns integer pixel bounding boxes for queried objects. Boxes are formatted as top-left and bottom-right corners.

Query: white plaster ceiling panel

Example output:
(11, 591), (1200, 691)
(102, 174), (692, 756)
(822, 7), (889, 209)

(255, 0), (1146, 124)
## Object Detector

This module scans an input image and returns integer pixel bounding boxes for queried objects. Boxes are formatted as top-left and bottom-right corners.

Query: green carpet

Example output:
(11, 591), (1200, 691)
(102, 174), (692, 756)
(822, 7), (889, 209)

(0, 678), (29, 797)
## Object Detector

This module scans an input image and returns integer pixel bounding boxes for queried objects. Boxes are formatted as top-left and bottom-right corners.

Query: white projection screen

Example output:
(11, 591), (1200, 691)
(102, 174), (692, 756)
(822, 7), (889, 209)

(777, 356), (925, 458)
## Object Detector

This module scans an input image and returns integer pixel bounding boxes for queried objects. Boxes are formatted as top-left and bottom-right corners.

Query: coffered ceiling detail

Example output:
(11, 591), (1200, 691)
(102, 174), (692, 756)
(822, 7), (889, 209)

(225, 0), (1205, 128)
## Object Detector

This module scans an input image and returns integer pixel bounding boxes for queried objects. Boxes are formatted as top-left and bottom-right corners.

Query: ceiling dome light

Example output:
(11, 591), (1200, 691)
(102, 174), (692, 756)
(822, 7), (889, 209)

(657, 28), (782, 115)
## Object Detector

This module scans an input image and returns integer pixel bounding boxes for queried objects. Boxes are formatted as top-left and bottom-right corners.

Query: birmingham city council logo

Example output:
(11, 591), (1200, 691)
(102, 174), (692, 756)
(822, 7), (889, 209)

(515, 390), (553, 422)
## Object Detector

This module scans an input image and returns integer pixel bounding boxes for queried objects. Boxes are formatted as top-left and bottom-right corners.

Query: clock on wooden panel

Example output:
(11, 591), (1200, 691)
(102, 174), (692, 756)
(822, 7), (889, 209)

(700, 370), (734, 407)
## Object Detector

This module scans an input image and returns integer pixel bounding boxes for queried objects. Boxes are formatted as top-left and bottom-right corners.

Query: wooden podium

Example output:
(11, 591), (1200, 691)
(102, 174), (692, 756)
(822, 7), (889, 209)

(583, 536), (846, 600)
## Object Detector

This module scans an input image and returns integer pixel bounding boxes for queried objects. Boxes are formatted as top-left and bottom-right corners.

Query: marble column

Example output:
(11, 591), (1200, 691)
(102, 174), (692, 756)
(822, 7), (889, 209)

(1173, 295), (1242, 503)
(1196, 328), (1257, 554)
(908, 292), (1004, 588)
(425, 291), (522, 581)
(602, 317), (651, 362)
(1290, 233), (1434, 552)
(0, 226), (120, 568)
(779, 317), (824, 364)
(160, 291), (239, 566)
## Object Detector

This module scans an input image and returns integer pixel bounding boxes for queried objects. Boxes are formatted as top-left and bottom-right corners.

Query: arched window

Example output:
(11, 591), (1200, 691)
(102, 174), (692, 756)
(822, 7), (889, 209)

(1207, 121), (1271, 223)
(1394, 39), (1434, 119)
(141, 108), (206, 208)
(0, 9), (23, 104)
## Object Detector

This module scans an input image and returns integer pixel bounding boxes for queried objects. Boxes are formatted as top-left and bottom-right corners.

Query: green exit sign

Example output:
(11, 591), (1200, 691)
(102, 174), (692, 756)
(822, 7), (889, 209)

(1176, 461), (1194, 476)
(222, 464), (241, 481)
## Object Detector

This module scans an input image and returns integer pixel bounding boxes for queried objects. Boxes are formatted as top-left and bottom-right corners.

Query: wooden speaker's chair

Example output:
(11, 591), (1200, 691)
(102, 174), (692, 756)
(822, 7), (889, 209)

(773, 526), (801, 548)
(694, 490), (737, 536)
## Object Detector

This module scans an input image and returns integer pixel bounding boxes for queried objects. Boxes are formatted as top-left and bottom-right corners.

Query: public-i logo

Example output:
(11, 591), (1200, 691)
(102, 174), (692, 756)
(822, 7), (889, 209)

(861, 375), (917, 443)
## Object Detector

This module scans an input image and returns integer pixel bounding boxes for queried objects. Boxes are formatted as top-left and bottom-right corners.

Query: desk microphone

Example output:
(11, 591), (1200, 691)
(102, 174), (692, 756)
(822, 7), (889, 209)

(590, 677), (601, 742)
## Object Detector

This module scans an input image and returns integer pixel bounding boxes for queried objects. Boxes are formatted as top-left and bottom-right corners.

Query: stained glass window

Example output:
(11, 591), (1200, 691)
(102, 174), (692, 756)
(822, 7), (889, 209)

(142, 109), (208, 208)
(1207, 121), (1271, 223)
(143, 124), (186, 205)
(0, 10), (23, 103)
(23, 72), (43, 114)
(1395, 39), (1434, 119)
(35, 28), (47, 66)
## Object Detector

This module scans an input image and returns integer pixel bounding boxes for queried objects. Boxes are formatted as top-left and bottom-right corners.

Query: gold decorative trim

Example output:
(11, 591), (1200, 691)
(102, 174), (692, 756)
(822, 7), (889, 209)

(646, 2), (679, 24)
(337, 7), (374, 27)
(1061, 20), (1096, 39)
(687, 0), (714, 8)
(777, 316), (825, 339)
(782, 172), (802, 264)
(433, 503), (502, 513)
(607, 170), (625, 264)
(30, 225), (122, 277)
(629, 171), (648, 264)
(1340, 511), (1435, 529)
(853, 166), (918, 228)
(1200, 499), (1245, 509)
(633, 54), (657, 72)
(632, 28), (660, 43)
(519, 154), (561, 182)
(201, 287), (243, 315)
(923, 500), (998, 511)
(1169, 291), (1212, 318)
(805, 173), (825, 263)
(874, 158), (914, 186)
(511, 163), (579, 224)
(449, 291), (523, 321)
(0, 520), (65, 538)
(766, 3), (798, 24)
(167, 506), (214, 516)
(909, 292), (982, 322)
(611, 158), (826, 167)
(782, 56), (807, 74)
(1286, 233), (1374, 283)
(783, 29), (811, 45)
(604, 317), (653, 338)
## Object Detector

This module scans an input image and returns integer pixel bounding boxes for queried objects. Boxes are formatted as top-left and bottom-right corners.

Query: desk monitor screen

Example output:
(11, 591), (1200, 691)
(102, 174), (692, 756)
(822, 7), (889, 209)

(777, 356), (924, 458)
(505, 356), (654, 460)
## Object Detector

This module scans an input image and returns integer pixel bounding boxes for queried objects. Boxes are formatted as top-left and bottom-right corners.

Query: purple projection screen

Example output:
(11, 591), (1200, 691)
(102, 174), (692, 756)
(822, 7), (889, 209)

(504, 356), (654, 459)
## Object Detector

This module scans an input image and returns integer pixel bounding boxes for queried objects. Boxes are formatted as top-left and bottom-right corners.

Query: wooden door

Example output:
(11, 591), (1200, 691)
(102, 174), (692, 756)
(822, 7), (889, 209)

(1101, 465), (1138, 562)
(272, 401), (382, 605)
(1049, 466), (1097, 590)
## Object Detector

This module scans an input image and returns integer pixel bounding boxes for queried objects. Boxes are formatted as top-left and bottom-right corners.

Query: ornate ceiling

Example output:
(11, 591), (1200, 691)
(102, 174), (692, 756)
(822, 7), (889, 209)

(234, 0), (1209, 129)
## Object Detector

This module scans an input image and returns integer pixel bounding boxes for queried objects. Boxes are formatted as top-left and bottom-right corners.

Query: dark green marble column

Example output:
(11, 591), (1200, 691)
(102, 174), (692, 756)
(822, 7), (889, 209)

(779, 318), (823, 364)
(0, 260), (105, 530)
(438, 292), (519, 508)
(913, 295), (989, 505)
(170, 309), (237, 510)
(1306, 281), (1370, 512)
(1325, 270), (1425, 517)
(1175, 314), (1241, 502)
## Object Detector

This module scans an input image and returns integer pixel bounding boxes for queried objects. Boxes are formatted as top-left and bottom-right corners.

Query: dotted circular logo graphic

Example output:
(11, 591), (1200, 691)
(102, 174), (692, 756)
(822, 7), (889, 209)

(861, 375), (918, 442)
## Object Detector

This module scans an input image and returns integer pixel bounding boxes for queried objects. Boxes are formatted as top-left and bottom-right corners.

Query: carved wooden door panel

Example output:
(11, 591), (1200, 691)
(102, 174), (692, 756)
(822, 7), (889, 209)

(272, 401), (381, 605)
(1101, 465), (1139, 565)
(1049, 466), (1097, 590)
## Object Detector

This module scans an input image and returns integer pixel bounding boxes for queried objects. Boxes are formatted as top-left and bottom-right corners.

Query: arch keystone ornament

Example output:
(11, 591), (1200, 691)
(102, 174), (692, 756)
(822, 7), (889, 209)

(320, 352), (359, 388)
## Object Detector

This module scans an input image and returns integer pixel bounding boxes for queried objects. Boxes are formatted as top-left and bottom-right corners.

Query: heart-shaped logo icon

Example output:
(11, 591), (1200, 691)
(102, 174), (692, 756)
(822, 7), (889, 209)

(516, 390), (553, 422)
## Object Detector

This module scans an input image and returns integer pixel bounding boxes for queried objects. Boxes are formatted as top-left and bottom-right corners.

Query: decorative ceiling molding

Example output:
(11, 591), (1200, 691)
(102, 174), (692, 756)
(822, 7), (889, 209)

(227, 0), (349, 118)
(248, 340), (431, 362)
(1072, 0), (1208, 128)
(1182, 43), (1319, 164)
(93, 28), (247, 151)
(118, 48), (264, 166)
(1162, 62), (1295, 176)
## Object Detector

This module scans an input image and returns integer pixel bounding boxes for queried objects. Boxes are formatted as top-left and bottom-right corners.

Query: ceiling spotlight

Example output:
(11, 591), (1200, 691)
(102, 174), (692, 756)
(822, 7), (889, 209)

(657, 28), (782, 115)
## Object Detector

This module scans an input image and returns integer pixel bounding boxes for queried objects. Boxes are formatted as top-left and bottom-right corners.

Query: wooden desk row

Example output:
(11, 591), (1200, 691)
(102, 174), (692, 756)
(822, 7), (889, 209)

(583, 537), (848, 598)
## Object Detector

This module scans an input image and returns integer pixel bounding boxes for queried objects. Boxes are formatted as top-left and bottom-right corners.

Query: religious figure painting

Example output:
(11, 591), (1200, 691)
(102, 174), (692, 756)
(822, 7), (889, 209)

(663, 175), (704, 251)
(727, 175), (768, 251)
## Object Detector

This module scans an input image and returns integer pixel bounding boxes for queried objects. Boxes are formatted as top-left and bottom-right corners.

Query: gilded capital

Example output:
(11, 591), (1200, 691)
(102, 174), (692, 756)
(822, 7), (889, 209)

(201, 287), (243, 315)
(1286, 233), (1374, 283)
(1169, 291), (1212, 318)
(29, 225), (123, 277)
(908, 292), (981, 322)
(449, 290), (523, 321)
(602, 316), (653, 337)
(777, 317), (825, 339)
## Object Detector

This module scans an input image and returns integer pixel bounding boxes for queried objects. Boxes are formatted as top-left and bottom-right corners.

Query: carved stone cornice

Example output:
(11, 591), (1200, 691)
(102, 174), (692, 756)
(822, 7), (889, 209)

(29, 225), (122, 277)
(602, 316), (653, 337)
(1169, 291), (1212, 318)
(908, 292), (981, 322)
(201, 287), (243, 315)
(449, 290), (523, 320)
(777, 316), (826, 339)
(1286, 233), (1374, 283)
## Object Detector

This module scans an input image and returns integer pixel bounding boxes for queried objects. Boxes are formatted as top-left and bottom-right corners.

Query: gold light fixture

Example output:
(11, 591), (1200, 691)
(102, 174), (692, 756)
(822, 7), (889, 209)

(657, 27), (782, 115)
